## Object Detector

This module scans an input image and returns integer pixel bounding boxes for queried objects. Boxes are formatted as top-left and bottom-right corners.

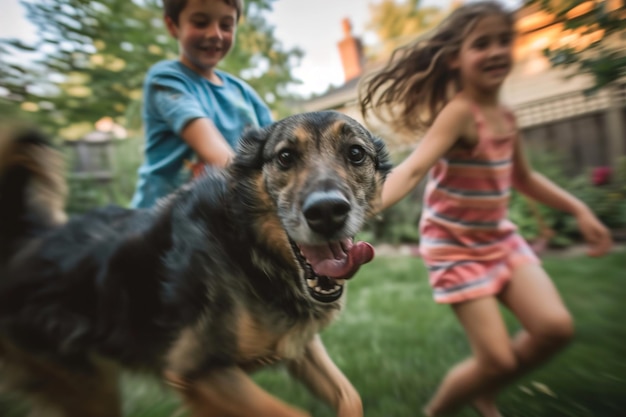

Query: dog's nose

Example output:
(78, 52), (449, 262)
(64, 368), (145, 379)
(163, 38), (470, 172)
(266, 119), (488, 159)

(303, 190), (351, 237)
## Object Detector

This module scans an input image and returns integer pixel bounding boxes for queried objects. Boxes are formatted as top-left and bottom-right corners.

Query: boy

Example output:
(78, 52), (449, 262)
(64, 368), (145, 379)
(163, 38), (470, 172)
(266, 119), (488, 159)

(131, 0), (273, 208)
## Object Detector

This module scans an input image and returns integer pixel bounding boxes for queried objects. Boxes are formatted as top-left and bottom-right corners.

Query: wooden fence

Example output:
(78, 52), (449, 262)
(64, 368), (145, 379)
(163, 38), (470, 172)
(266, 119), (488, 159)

(515, 85), (626, 175)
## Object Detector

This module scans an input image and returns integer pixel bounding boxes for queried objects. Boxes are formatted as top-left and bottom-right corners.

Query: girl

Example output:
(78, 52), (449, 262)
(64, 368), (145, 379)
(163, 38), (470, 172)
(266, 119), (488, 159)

(359, 2), (612, 416)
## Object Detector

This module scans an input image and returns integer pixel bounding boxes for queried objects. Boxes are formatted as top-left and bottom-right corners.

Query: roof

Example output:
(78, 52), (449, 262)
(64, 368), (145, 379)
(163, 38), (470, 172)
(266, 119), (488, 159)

(300, 76), (362, 112)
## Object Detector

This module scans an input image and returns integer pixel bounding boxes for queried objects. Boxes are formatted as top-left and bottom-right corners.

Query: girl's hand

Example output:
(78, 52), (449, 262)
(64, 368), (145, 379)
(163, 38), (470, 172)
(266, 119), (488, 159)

(575, 208), (613, 257)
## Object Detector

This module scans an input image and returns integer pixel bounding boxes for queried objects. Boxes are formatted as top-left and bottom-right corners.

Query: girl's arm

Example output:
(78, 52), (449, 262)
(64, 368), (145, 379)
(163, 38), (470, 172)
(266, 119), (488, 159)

(512, 139), (613, 257)
(181, 118), (236, 168)
(380, 100), (469, 211)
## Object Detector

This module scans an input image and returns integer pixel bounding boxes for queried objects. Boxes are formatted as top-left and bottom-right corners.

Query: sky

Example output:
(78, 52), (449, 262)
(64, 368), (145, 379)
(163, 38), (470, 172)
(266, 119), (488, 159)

(267, 0), (519, 95)
(0, 0), (519, 96)
(266, 0), (386, 96)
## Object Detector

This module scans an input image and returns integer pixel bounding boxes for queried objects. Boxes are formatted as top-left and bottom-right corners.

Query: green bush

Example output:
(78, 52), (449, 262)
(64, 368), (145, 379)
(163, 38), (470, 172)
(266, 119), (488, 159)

(65, 136), (143, 214)
(576, 157), (626, 231)
(368, 191), (422, 244)
(510, 152), (626, 247)
(361, 149), (423, 245)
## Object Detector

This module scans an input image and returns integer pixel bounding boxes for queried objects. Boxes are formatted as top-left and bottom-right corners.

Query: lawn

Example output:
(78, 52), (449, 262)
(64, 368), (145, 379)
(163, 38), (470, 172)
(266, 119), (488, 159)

(2, 250), (625, 417)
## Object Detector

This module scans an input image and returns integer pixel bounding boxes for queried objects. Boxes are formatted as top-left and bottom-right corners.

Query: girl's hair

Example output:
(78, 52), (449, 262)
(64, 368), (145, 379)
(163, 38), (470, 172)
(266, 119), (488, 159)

(163, 0), (244, 24)
(359, 1), (514, 133)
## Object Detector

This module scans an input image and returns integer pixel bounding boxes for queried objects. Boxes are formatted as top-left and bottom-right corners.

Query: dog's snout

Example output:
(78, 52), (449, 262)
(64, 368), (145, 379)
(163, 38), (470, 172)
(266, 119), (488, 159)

(303, 190), (351, 237)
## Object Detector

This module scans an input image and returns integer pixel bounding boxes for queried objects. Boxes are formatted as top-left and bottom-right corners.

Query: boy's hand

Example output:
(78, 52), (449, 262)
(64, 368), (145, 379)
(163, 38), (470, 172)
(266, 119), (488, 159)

(575, 208), (613, 257)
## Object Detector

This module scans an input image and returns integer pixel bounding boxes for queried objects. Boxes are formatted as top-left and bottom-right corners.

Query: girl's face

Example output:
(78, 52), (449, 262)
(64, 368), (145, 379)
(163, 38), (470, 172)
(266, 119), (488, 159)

(452, 14), (514, 93)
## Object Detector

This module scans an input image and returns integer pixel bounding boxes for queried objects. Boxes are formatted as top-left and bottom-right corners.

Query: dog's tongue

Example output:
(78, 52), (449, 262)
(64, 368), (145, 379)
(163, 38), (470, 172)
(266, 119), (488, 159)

(298, 239), (374, 279)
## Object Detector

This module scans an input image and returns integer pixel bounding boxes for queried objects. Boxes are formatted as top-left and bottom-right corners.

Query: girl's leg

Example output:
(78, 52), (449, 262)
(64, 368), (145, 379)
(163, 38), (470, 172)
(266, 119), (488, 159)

(424, 296), (516, 417)
(471, 393), (502, 417)
(498, 262), (574, 373)
(471, 263), (574, 415)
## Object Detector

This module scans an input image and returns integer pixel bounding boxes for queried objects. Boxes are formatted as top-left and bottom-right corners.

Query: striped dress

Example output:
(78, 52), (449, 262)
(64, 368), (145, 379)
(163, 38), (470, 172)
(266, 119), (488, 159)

(419, 103), (539, 304)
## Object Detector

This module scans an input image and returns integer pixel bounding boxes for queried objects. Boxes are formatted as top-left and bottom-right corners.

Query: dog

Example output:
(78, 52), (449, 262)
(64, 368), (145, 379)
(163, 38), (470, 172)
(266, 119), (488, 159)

(0, 111), (391, 417)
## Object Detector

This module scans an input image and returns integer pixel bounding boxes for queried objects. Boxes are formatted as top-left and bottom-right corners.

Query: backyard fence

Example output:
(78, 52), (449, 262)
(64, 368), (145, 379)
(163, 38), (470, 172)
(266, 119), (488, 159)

(516, 84), (626, 175)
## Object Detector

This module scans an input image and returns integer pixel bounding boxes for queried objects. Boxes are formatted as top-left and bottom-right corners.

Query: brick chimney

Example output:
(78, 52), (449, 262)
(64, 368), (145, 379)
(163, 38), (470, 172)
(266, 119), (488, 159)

(337, 18), (365, 83)
(450, 0), (464, 9)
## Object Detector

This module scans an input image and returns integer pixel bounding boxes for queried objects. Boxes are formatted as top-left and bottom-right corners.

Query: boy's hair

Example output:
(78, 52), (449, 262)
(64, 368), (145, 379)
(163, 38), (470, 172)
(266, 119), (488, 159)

(359, 1), (513, 134)
(163, 0), (244, 24)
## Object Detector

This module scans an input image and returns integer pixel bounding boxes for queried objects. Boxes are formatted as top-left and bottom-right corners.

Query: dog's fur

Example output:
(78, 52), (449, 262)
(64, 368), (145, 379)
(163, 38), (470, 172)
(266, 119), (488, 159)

(0, 111), (390, 417)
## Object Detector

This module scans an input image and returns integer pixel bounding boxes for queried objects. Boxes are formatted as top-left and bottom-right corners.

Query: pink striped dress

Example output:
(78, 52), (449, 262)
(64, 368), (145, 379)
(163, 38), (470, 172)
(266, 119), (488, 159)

(419, 103), (539, 304)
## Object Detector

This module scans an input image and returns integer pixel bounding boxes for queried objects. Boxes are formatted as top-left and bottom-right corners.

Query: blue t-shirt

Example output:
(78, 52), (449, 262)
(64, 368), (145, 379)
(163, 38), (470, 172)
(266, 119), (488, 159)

(131, 60), (273, 208)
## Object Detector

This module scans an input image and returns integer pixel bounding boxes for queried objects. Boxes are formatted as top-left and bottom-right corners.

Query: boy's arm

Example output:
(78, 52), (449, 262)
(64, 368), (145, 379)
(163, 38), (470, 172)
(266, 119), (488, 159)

(181, 118), (235, 167)
(150, 73), (234, 168)
(512, 138), (612, 256)
(379, 100), (469, 211)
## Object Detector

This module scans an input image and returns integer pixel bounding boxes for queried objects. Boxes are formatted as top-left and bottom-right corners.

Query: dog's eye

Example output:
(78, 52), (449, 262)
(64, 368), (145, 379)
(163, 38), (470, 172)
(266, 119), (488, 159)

(347, 145), (366, 165)
(277, 149), (296, 169)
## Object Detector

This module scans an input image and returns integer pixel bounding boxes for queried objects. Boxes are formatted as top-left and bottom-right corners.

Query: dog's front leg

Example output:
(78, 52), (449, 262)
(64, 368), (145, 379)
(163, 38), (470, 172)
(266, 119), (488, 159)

(286, 335), (363, 417)
(165, 367), (311, 417)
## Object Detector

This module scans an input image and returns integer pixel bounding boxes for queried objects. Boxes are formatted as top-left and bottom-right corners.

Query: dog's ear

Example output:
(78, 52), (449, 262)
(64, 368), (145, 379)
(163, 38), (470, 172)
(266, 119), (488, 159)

(372, 136), (392, 180)
(232, 126), (269, 171)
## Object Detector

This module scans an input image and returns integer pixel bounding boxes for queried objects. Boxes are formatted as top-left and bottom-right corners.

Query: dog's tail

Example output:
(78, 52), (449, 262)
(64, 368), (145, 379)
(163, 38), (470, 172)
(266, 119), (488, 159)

(0, 126), (68, 265)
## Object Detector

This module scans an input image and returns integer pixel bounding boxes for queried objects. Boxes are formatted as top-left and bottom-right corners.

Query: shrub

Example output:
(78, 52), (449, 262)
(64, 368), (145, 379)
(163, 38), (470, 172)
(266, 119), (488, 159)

(510, 152), (626, 247)
(362, 149), (423, 245)
(64, 136), (143, 214)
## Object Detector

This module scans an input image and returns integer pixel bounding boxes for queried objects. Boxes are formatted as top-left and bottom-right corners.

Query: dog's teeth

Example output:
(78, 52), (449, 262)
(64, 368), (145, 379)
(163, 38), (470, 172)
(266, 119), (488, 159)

(307, 278), (318, 288)
(312, 285), (342, 295)
(335, 279), (345, 286)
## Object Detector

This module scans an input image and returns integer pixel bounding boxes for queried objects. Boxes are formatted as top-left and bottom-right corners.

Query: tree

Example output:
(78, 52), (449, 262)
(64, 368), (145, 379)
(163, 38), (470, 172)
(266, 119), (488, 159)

(367, 0), (443, 56)
(222, 0), (303, 117)
(0, 0), (303, 136)
(526, 0), (626, 91)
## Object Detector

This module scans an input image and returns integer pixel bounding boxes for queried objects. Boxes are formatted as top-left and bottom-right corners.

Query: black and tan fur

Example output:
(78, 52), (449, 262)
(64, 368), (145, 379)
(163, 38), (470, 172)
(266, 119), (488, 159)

(0, 111), (391, 417)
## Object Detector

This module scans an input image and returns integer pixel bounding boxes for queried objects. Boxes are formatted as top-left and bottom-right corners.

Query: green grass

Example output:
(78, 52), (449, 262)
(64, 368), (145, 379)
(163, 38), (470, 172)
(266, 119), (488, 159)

(2, 251), (625, 416)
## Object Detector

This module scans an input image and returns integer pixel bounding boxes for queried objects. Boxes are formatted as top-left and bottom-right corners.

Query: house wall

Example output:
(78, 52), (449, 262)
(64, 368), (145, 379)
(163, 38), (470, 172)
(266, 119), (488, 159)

(504, 8), (626, 172)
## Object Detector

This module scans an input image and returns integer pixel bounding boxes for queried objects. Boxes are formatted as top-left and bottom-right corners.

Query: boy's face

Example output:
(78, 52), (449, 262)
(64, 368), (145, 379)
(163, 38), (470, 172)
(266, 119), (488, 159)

(165, 0), (237, 79)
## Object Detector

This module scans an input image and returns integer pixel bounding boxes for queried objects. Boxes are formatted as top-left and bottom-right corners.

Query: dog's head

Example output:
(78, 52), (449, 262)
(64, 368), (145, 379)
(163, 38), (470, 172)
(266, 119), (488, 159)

(231, 111), (390, 304)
